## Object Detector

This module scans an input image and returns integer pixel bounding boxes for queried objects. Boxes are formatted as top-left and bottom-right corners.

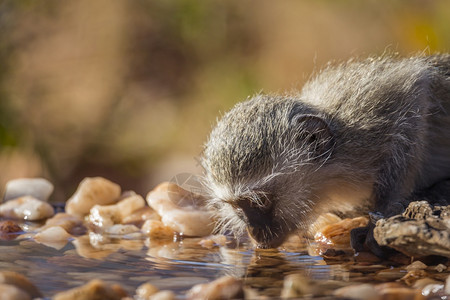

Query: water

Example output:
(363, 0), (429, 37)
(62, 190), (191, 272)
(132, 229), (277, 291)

(2, 227), (449, 299)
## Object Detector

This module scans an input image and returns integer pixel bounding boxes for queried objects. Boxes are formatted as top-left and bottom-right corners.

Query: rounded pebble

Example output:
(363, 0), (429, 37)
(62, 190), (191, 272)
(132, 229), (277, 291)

(53, 279), (127, 300)
(0, 196), (54, 220)
(0, 283), (31, 300)
(0, 220), (22, 240)
(3, 177), (54, 202)
(0, 271), (42, 299)
(65, 177), (121, 217)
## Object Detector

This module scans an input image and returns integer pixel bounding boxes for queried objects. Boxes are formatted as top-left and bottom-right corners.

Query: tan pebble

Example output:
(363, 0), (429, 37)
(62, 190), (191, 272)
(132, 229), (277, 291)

(412, 278), (441, 289)
(333, 284), (380, 300)
(122, 206), (160, 226)
(4, 177), (54, 202)
(421, 283), (444, 297)
(187, 276), (244, 300)
(399, 270), (428, 286)
(65, 177), (121, 217)
(149, 290), (175, 300)
(375, 269), (406, 281)
(146, 182), (214, 237)
(41, 213), (84, 235)
(405, 260), (427, 271)
(199, 238), (215, 249)
(0, 271), (42, 298)
(116, 194), (146, 220)
(435, 264), (447, 272)
(53, 279), (127, 300)
(308, 212), (342, 237)
(34, 226), (71, 250)
(88, 195), (146, 229)
(0, 283), (31, 300)
(0, 196), (54, 220)
(377, 286), (425, 300)
(280, 274), (315, 298)
(0, 220), (22, 240)
(314, 216), (368, 247)
(141, 220), (176, 239)
(105, 224), (140, 235)
(136, 282), (159, 299)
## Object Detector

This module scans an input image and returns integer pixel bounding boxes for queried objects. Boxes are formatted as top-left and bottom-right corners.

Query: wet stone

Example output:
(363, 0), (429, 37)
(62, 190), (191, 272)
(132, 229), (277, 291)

(3, 177), (54, 202)
(0, 271), (42, 299)
(0, 196), (54, 221)
(186, 276), (244, 300)
(65, 177), (121, 217)
(146, 182), (215, 237)
(52, 279), (127, 300)
(0, 220), (22, 240)
(374, 201), (450, 258)
(0, 283), (31, 300)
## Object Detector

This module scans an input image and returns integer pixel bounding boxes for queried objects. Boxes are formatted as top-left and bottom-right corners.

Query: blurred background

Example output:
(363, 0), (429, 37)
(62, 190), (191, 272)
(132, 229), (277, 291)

(0, 0), (449, 202)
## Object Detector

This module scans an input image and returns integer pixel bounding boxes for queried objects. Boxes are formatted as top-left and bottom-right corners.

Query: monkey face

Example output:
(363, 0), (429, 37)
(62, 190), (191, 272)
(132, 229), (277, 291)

(202, 96), (335, 248)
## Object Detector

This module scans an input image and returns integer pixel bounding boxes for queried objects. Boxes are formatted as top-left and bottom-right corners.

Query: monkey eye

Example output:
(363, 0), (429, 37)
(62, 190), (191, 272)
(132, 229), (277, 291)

(235, 192), (272, 213)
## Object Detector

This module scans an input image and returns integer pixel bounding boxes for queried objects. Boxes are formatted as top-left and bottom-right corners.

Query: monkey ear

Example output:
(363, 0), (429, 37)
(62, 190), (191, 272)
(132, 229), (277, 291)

(290, 114), (335, 157)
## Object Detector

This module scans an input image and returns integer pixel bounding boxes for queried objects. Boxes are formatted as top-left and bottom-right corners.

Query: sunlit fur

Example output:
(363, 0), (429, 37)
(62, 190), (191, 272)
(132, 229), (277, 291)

(201, 54), (450, 247)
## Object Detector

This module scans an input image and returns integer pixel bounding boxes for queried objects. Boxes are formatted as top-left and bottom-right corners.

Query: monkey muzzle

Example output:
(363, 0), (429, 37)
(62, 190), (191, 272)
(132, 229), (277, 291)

(235, 196), (287, 249)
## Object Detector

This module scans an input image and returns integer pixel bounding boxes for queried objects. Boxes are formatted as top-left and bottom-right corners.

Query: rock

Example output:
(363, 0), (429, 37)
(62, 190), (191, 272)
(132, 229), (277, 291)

(0, 271), (42, 299)
(314, 217), (369, 248)
(53, 279), (127, 300)
(0, 196), (54, 220)
(374, 201), (450, 258)
(333, 284), (380, 300)
(34, 226), (72, 250)
(0, 220), (22, 240)
(135, 282), (159, 299)
(421, 283), (445, 297)
(3, 177), (54, 202)
(280, 274), (315, 298)
(88, 193), (146, 229)
(0, 284), (31, 300)
(146, 182), (214, 237)
(104, 224), (141, 235)
(435, 264), (447, 272)
(405, 261), (427, 271)
(148, 291), (175, 300)
(308, 212), (342, 237)
(186, 276), (244, 300)
(66, 177), (121, 217)
(121, 206), (160, 227)
(40, 213), (86, 235)
(141, 220), (176, 239)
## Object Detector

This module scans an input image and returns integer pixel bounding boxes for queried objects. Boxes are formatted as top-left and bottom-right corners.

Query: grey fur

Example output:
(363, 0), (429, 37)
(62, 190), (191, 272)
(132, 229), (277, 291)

(201, 54), (450, 248)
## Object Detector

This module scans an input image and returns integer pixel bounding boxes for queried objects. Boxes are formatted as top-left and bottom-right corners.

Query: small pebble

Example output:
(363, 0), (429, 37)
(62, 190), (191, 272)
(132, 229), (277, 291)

(53, 279), (127, 300)
(146, 182), (214, 237)
(3, 177), (54, 202)
(135, 282), (159, 299)
(333, 284), (380, 300)
(141, 220), (176, 239)
(0, 220), (22, 240)
(0, 283), (31, 300)
(0, 196), (54, 220)
(435, 264), (447, 272)
(40, 213), (85, 235)
(314, 216), (368, 247)
(149, 290), (175, 300)
(104, 224), (140, 235)
(88, 194), (146, 229)
(65, 177), (121, 217)
(0, 271), (42, 299)
(405, 260), (427, 271)
(187, 276), (244, 300)
(122, 206), (160, 227)
(34, 226), (72, 250)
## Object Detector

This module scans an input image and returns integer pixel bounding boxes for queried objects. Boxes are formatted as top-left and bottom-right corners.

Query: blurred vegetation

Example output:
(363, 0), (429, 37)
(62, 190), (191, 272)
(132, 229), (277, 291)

(0, 0), (449, 201)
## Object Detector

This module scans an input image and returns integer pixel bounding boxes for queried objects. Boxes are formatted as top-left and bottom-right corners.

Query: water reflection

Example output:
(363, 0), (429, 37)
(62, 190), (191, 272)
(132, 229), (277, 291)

(0, 229), (349, 298)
